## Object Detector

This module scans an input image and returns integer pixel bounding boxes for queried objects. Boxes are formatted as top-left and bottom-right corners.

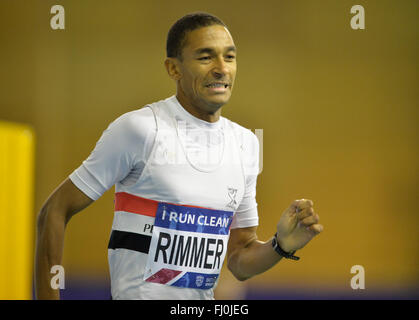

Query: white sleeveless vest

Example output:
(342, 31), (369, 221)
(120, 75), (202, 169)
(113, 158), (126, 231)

(108, 97), (246, 299)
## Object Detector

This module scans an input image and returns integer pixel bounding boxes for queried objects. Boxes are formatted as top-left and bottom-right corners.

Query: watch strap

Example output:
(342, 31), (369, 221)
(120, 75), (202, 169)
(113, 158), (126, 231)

(272, 233), (300, 261)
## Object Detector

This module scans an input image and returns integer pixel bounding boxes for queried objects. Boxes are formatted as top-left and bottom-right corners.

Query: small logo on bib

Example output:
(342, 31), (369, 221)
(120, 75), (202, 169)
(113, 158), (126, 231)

(196, 275), (204, 287)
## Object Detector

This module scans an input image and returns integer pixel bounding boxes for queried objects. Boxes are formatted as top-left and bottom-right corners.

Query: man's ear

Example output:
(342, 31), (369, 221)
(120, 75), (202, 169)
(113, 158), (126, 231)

(164, 57), (182, 81)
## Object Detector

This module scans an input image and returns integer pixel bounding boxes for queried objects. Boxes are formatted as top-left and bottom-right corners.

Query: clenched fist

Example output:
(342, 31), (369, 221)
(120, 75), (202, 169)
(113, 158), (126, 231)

(276, 199), (323, 253)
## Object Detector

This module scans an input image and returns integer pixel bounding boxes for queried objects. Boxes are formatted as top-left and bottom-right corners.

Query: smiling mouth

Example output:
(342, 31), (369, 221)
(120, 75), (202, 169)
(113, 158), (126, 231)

(205, 83), (229, 89)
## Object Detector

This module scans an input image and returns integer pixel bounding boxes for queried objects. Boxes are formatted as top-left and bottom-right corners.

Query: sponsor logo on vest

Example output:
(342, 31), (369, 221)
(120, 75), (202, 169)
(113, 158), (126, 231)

(227, 187), (238, 210)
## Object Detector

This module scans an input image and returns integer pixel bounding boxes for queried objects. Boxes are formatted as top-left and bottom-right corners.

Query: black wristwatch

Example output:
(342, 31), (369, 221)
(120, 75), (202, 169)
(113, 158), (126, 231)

(271, 233), (300, 261)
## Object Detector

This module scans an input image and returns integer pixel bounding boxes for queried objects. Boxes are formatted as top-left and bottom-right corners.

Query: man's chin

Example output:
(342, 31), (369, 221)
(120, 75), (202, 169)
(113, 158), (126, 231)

(203, 94), (231, 109)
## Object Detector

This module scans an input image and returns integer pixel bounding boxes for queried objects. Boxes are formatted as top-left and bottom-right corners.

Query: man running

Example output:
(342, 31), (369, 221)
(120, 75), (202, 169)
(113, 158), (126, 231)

(35, 12), (323, 300)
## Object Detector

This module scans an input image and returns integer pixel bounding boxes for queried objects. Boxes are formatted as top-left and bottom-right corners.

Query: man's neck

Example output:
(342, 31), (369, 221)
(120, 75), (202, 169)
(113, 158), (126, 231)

(175, 93), (221, 123)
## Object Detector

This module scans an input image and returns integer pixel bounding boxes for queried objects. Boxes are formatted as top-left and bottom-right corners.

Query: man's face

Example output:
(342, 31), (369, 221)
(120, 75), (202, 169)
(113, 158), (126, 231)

(176, 25), (237, 113)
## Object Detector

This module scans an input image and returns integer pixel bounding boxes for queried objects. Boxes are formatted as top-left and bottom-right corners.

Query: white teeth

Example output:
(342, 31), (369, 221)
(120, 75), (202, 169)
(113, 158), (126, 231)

(207, 83), (227, 88)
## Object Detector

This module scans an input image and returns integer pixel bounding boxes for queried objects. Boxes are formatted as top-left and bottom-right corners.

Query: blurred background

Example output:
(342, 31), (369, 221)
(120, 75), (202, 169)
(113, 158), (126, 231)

(0, 0), (417, 299)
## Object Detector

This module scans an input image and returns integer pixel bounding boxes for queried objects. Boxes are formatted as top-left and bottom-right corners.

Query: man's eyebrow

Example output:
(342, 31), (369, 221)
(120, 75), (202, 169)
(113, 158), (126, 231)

(194, 46), (237, 55)
(225, 45), (237, 53)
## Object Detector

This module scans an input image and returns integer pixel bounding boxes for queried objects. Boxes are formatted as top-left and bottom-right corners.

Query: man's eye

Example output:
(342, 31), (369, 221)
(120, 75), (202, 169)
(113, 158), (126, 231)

(198, 56), (210, 60)
(226, 55), (236, 60)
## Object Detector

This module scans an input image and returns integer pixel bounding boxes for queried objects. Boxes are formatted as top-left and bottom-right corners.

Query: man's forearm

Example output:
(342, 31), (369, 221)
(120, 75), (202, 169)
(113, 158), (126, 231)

(227, 236), (283, 281)
(35, 207), (66, 299)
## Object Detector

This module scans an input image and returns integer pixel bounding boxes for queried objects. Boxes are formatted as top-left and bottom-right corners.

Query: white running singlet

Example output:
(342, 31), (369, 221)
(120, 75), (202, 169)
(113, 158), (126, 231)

(69, 95), (260, 300)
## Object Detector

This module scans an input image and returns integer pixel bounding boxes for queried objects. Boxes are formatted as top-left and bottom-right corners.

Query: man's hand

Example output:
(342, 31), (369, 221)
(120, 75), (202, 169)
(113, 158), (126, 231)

(227, 199), (323, 281)
(276, 199), (323, 253)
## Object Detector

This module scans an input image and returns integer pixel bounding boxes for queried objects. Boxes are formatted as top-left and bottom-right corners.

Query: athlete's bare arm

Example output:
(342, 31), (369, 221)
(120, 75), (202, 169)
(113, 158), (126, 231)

(35, 178), (93, 299)
(227, 226), (282, 281)
(227, 199), (323, 281)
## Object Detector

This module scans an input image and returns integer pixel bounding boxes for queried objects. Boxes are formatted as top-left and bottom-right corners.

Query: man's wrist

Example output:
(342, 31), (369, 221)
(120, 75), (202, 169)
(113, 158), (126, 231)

(276, 232), (296, 253)
(272, 233), (300, 261)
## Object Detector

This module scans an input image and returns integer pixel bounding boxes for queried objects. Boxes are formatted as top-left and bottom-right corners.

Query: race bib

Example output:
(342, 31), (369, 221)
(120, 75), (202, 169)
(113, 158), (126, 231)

(144, 202), (234, 289)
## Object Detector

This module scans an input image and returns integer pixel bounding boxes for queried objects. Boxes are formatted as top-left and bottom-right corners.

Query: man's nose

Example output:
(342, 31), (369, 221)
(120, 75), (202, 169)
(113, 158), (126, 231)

(212, 57), (229, 78)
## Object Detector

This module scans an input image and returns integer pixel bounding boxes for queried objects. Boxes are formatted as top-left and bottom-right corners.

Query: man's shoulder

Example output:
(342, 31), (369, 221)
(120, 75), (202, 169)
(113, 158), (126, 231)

(105, 104), (156, 142)
(223, 117), (258, 148)
(224, 117), (260, 175)
(114, 103), (155, 122)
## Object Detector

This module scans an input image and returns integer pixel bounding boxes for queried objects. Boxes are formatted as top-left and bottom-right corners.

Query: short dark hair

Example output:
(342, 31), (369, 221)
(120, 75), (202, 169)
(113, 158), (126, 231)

(166, 12), (227, 60)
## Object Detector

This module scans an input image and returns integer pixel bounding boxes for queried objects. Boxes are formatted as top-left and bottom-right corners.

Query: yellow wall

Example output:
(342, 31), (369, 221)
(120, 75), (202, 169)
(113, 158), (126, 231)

(0, 0), (417, 296)
(0, 122), (35, 299)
